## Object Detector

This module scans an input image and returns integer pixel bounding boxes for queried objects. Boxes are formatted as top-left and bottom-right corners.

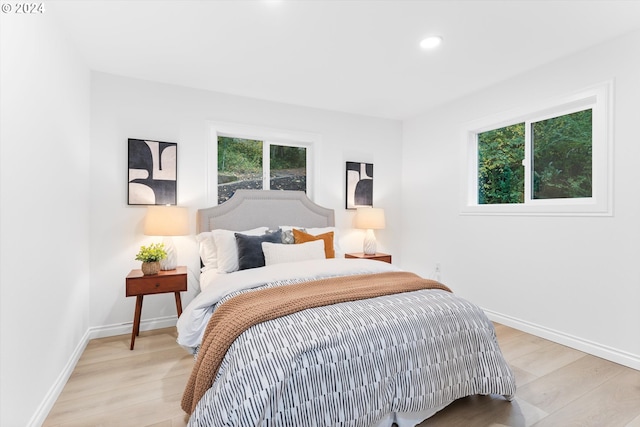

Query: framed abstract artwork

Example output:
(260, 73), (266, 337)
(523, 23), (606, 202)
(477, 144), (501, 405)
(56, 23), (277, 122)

(345, 161), (373, 209)
(128, 138), (177, 205)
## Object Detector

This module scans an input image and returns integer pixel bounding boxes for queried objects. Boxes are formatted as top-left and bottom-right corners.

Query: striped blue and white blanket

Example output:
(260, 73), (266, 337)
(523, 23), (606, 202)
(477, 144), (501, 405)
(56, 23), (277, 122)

(177, 259), (516, 427)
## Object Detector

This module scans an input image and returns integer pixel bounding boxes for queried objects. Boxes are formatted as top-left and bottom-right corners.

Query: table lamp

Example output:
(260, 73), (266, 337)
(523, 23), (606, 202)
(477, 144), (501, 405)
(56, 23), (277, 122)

(355, 207), (385, 255)
(144, 206), (189, 270)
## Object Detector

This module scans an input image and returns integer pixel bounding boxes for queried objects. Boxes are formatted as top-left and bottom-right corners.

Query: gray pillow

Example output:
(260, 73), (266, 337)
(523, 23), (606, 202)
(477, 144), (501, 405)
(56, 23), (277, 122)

(235, 230), (282, 270)
(281, 229), (295, 244)
(269, 228), (299, 244)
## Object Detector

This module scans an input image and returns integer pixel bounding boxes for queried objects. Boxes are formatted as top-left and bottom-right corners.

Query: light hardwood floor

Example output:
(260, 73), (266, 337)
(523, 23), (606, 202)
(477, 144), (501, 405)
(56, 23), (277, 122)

(43, 324), (640, 427)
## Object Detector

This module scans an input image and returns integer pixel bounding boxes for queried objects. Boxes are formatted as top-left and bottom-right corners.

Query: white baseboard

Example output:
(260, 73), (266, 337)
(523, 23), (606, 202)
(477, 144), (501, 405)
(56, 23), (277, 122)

(27, 316), (178, 427)
(26, 328), (91, 427)
(88, 315), (178, 340)
(484, 308), (640, 371)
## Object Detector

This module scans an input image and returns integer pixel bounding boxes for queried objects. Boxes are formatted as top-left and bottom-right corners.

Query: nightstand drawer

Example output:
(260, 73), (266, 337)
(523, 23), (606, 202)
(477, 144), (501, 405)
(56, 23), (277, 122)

(345, 253), (392, 264)
(125, 266), (187, 296)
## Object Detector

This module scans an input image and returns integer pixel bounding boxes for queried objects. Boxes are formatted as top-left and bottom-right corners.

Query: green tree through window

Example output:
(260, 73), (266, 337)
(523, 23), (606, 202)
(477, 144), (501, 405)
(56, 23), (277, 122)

(478, 123), (525, 204)
(477, 109), (592, 205)
(532, 109), (592, 199)
(218, 137), (263, 178)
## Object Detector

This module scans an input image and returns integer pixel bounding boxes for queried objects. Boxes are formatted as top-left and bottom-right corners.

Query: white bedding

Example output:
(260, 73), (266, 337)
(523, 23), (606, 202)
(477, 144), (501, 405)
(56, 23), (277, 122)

(177, 258), (400, 351)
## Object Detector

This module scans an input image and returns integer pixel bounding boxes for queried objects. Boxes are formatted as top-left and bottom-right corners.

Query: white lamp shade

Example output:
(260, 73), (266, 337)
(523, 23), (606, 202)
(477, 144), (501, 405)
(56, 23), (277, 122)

(144, 206), (189, 236)
(355, 207), (386, 230)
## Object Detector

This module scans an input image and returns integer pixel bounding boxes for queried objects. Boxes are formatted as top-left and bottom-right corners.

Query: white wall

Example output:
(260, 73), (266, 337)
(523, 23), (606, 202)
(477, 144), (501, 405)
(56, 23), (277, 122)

(401, 30), (640, 368)
(0, 13), (91, 427)
(89, 72), (403, 332)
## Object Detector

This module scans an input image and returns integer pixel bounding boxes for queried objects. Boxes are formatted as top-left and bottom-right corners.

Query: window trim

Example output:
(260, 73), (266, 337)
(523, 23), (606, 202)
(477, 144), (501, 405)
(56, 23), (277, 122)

(208, 122), (320, 205)
(461, 81), (613, 216)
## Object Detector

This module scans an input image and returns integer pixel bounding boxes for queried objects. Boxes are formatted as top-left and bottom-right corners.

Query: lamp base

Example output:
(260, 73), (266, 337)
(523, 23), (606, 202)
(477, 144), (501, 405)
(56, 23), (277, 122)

(160, 237), (178, 270)
(363, 229), (377, 255)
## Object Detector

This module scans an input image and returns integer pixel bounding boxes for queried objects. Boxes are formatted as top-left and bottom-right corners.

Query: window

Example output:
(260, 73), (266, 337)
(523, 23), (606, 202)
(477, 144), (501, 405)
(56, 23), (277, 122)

(463, 82), (611, 216)
(208, 122), (318, 205)
(478, 123), (525, 204)
(532, 109), (592, 200)
(217, 137), (307, 205)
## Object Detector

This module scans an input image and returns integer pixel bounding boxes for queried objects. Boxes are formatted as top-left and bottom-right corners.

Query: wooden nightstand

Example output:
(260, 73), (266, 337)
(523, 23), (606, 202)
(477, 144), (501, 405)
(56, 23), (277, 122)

(345, 252), (392, 264)
(126, 266), (187, 350)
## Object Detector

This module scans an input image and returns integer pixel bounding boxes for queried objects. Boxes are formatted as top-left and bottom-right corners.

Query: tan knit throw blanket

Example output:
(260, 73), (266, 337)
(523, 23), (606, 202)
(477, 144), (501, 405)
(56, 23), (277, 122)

(181, 271), (451, 414)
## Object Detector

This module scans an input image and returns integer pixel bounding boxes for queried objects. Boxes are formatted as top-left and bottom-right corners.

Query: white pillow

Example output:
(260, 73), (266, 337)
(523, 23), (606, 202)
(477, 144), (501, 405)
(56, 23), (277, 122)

(196, 232), (217, 271)
(213, 227), (269, 273)
(262, 240), (326, 266)
(280, 225), (344, 258)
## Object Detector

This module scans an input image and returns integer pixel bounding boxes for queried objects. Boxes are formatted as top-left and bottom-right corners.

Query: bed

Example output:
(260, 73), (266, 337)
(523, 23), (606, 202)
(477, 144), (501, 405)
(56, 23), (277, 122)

(177, 190), (516, 426)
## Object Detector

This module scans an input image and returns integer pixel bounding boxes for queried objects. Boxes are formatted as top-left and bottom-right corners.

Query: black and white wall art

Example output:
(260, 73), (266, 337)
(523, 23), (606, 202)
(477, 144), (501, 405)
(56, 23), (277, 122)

(128, 138), (177, 205)
(346, 161), (373, 209)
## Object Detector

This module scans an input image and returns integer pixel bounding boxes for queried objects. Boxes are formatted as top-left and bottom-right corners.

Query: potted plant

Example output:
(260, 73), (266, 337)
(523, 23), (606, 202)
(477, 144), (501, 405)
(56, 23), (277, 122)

(135, 243), (167, 275)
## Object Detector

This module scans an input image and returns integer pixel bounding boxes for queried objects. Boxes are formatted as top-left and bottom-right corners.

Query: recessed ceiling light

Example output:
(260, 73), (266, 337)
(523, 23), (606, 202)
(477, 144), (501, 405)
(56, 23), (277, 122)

(420, 36), (443, 50)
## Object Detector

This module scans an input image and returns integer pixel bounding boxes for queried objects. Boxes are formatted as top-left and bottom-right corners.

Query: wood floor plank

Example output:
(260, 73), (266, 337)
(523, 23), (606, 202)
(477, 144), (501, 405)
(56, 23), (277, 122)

(44, 374), (188, 425)
(509, 341), (585, 377)
(626, 413), (640, 427)
(54, 348), (193, 404)
(530, 368), (640, 427)
(421, 395), (548, 427)
(516, 354), (627, 414)
(76, 330), (182, 367)
(507, 364), (539, 388)
(493, 323), (526, 343)
(45, 393), (189, 427)
(497, 331), (555, 362)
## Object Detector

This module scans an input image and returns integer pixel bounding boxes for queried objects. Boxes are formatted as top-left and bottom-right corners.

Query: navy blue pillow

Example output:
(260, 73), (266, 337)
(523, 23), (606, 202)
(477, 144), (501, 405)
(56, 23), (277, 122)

(235, 230), (282, 271)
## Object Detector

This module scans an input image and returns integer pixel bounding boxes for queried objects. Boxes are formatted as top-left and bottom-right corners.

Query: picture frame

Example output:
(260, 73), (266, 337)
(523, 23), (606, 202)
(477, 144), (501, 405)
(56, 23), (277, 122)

(128, 138), (177, 205)
(345, 161), (373, 209)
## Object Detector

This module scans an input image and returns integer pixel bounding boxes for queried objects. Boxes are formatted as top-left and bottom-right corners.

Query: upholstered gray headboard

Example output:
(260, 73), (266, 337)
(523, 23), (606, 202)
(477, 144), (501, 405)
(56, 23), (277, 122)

(196, 190), (335, 233)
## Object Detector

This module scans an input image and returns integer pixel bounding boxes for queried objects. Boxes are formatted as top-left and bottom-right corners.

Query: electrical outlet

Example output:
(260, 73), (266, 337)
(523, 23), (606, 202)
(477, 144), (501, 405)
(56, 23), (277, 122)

(435, 263), (441, 282)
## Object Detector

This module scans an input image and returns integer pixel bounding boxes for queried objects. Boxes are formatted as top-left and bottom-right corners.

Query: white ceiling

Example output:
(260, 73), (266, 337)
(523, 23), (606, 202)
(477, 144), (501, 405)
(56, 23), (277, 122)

(49, 0), (640, 120)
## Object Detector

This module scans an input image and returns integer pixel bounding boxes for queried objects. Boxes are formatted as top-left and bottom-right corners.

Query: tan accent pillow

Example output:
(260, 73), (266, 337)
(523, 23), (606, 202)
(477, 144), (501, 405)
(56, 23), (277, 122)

(293, 229), (335, 259)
